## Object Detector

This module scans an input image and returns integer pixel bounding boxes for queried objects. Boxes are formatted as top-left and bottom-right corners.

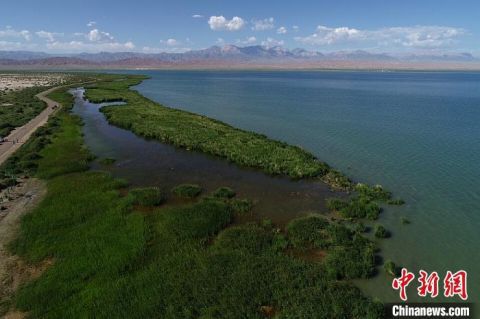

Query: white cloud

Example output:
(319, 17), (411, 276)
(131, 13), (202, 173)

(36, 30), (63, 42)
(0, 27), (31, 41)
(160, 38), (180, 46)
(192, 14), (203, 18)
(216, 38), (225, 45)
(277, 26), (287, 34)
(261, 37), (284, 47)
(87, 29), (114, 42)
(295, 24), (465, 49)
(87, 21), (96, 27)
(208, 16), (245, 31)
(236, 36), (257, 45)
(0, 40), (37, 50)
(292, 25), (300, 32)
(46, 40), (135, 52)
(251, 17), (274, 31)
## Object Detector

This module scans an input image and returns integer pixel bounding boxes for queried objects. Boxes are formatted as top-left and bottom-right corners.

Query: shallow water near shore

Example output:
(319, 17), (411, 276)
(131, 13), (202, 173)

(118, 70), (479, 304)
(72, 88), (337, 226)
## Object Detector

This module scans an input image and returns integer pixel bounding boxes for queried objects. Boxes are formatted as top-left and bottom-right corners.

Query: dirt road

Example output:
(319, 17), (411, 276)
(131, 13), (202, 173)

(0, 86), (62, 166)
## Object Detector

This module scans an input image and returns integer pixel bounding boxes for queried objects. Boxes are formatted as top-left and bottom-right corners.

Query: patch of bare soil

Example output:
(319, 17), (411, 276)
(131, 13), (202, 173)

(0, 178), (47, 317)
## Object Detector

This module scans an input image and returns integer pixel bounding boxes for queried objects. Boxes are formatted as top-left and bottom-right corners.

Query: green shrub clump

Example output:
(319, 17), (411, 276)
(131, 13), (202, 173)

(355, 183), (392, 201)
(212, 186), (236, 199)
(172, 183), (202, 198)
(374, 224), (389, 238)
(327, 196), (381, 220)
(384, 260), (398, 276)
(286, 215), (330, 249)
(388, 199), (405, 205)
(285, 215), (376, 280)
(130, 187), (166, 206)
(229, 198), (253, 213)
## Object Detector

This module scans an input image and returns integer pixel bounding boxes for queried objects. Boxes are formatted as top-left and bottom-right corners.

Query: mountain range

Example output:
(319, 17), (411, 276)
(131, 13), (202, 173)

(1, 45), (479, 70)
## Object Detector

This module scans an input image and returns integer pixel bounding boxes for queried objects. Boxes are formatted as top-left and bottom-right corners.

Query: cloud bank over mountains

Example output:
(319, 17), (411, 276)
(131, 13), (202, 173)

(0, 14), (473, 57)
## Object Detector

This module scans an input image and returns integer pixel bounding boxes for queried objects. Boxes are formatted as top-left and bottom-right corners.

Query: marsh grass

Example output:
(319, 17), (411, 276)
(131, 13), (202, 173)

(212, 186), (236, 199)
(374, 224), (389, 238)
(384, 260), (398, 276)
(285, 215), (376, 280)
(171, 183), (202, 198)
(130, 187), (166, 206)
(229, 198), (253, 213)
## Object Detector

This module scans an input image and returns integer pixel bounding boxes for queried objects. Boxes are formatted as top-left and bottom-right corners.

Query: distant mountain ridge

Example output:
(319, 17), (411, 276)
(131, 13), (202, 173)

(1, 45), (479, 69)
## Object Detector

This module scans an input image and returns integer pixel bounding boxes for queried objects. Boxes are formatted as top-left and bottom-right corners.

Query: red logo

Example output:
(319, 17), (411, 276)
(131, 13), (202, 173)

(392, 269), (468, 301)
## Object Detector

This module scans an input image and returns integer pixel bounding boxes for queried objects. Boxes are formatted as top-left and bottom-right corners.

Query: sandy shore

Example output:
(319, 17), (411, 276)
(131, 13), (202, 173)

(0, 74), (69, 92)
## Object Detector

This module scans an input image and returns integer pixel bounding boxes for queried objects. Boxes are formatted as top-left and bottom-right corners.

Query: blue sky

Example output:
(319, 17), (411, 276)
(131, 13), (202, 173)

(1, 0), (479, 54)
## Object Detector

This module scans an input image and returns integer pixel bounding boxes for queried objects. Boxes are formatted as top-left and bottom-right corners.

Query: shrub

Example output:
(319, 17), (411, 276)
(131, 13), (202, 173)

(374, 225), (389, 238)
(229, 199), (253, 213)
(341, 197), (381, 220)
(384, 260), (398, 276)
(172, 183), (202, 198)
(388, 199), (405, 205)
(354, 222), (367, 233)
(355, 183), (392, 201)
(212, 186), (236, 199)
(326, 198), (347, 211)
(324, 236), (376, 280)
(130, 187), (166, 206)
(286, 215), (329, 249)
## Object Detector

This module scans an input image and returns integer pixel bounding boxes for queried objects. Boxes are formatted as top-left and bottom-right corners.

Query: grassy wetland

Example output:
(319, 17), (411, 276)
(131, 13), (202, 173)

(0, 73), (408, 318)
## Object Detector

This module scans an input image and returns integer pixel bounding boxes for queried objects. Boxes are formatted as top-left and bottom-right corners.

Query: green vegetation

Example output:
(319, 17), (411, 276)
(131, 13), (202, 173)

(326, 183), (404, 222)
(286, 215), (376, 280)
(355, 183), (391, 201)
(326, 196), (381, 220)
(229, 198), (253, 213)
(401, 217), (411, 225)
(374, 224), (389, 238)
(212, 186), (236, 199)
(387, 199), (405, 205)
(0, 86), (47, 137)
(171, 183), (202, 198)
(6, 75), (387, 318)
(384, 260), (398, 276)
(286, 215), (330, 249)
(354, 222), (367, 233)
(130, 187), (166, 206)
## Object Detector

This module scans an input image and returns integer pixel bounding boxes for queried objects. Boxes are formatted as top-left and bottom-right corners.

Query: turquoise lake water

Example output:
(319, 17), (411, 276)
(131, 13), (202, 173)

(120, 70), (479, 304)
